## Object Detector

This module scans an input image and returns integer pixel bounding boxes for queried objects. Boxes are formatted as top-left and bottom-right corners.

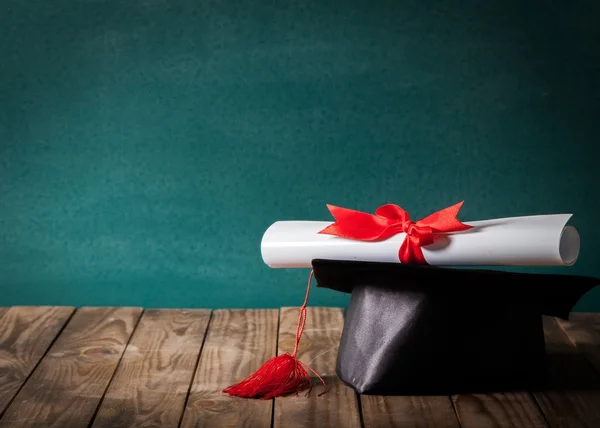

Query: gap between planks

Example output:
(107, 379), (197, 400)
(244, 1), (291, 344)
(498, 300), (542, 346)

(179, 309), (278, 428)
(0, 307), (142, 428)
(0, 306), (76, 419)
(274, 306), (361, 428)
(89, 308), (211, 428)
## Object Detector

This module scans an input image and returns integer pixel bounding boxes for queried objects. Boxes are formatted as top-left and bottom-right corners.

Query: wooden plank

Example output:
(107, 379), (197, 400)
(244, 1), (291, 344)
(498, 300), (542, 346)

(452, 393), (548, 428)
(0, 306), (75, 415)
(556, 313), (600, 374)
(180, 309), (278, 428)
(0, 309), (7, 320)
(531, 316), (600, 428)
(91, 309), (211, 428)
(274, 306), (361, 428)
(361, 395), (460, 428)
(0, 307), (142, 428)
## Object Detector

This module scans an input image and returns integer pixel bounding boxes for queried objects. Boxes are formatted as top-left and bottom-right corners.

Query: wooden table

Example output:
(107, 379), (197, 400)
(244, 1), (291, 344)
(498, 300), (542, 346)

(0, 306), (599, 427)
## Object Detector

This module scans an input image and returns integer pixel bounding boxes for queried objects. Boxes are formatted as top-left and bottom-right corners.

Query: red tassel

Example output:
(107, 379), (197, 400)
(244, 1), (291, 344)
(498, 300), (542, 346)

(222, 270), (327, 399)
(221, 352), (312, 399)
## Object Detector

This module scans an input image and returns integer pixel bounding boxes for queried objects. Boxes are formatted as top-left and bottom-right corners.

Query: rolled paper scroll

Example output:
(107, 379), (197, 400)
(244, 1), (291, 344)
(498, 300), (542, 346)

(260, 203), (580, 268)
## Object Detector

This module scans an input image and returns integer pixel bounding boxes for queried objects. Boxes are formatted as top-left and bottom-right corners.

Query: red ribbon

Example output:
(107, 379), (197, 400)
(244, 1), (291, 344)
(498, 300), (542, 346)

(318, 201), (473, 264)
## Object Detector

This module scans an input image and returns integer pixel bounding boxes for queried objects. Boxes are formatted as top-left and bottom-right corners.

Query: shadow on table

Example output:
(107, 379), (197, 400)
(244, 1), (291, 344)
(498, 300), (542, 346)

(341, 347), (600, 396)
(529, 347), (600, 392)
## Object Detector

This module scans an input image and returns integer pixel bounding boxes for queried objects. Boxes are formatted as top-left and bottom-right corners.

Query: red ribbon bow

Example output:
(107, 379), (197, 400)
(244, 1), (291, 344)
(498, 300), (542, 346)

(318, 201), (473, 264)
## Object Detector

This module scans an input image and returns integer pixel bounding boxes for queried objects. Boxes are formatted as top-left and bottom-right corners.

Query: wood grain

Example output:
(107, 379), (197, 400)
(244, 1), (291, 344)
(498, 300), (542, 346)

(0, 306), (75, 415)
(452, 393), (548, 428)
(180, 309), (278, 428)
(274, 306), (361, 428)
(0, 307), (142, 428)
(91, 309), (211, 428)
(0, 309), (7, 320)
(556, 313), (600, 374)
(532, 316), (600, 428)
(361, 395), (459, 428)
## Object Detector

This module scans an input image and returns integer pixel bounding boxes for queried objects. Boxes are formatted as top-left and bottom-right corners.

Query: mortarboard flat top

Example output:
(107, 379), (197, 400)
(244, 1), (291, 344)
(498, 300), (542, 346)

(312, 258), (600, 320)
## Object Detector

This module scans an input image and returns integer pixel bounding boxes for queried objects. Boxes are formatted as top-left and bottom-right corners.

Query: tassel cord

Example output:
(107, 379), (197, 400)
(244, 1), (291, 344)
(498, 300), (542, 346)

(292, 270), (327, 396)
(221, 269), (328, 399)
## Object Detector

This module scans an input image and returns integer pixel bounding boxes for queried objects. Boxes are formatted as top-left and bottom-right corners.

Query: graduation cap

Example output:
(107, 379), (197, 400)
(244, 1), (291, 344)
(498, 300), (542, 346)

(223, 202), (599, 398)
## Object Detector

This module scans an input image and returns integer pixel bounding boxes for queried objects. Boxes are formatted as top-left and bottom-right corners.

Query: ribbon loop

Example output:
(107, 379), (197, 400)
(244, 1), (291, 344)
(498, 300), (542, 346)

(319, 201), (473, 264)
(375, 204), (410, 221)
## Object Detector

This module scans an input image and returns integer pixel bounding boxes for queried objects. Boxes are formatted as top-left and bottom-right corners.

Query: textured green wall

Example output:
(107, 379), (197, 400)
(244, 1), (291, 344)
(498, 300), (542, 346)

(1, 1), (599, 310)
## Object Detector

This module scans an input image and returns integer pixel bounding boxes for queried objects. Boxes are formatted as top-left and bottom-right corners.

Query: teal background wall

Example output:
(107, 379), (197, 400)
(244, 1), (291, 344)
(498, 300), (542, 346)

(1, 1), (599, 310)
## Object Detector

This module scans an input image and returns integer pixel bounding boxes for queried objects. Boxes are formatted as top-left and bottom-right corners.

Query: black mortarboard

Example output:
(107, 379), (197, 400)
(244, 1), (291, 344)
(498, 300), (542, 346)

(312, 258), (600, 395)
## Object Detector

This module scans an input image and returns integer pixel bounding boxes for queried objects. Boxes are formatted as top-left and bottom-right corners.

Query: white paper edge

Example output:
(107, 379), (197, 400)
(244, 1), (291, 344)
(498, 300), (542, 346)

(260, 214), (580, 268)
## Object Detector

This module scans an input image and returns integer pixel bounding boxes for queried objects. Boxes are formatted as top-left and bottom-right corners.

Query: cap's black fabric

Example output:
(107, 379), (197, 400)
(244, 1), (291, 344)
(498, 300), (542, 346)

(311, 259), (600, 395)
(312, 259), (599, 319)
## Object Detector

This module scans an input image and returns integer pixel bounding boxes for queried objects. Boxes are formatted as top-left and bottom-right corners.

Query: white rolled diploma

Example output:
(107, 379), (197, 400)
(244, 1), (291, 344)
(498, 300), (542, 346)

(260, 214), (580, 268)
